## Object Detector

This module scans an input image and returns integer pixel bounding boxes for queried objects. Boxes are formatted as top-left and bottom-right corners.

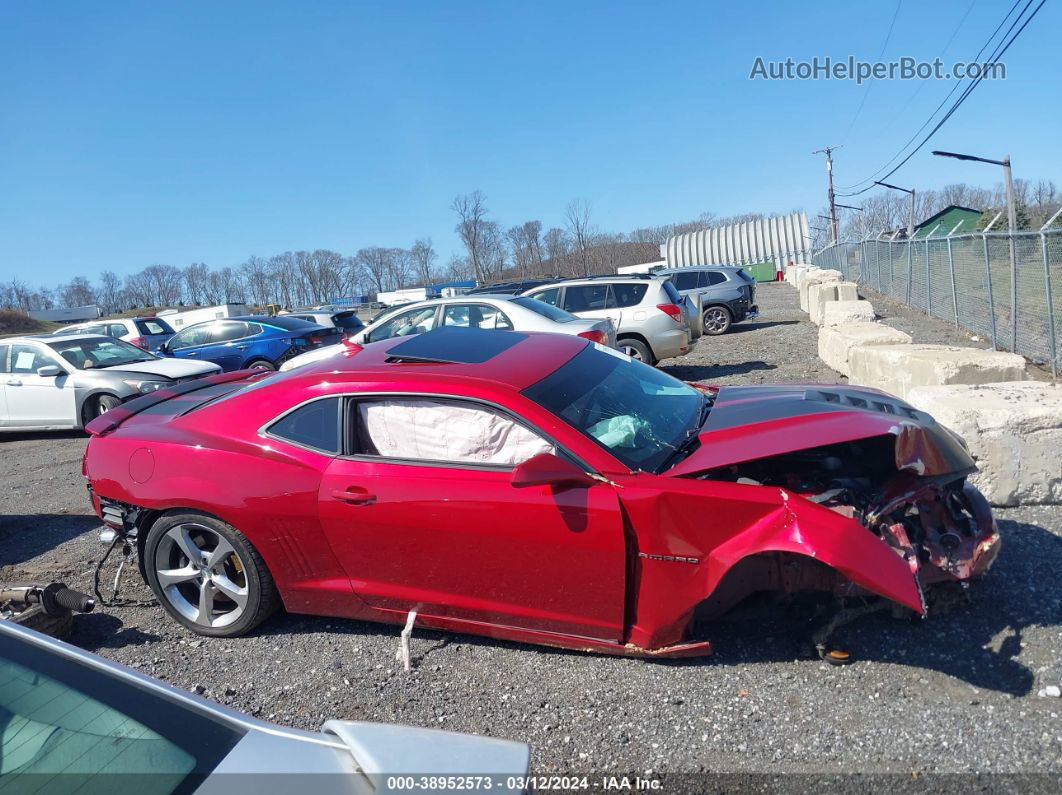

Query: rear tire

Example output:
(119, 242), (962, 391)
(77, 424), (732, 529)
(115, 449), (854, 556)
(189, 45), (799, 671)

(703, 306), (733, 336)
(619, 338), (654, 365)
(245, 359), (276, 371)
(143, 512), (279, 637)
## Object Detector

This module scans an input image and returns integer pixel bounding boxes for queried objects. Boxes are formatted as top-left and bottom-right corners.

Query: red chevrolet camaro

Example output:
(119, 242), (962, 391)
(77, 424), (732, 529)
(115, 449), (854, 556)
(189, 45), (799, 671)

(83, 327), (1000, 657)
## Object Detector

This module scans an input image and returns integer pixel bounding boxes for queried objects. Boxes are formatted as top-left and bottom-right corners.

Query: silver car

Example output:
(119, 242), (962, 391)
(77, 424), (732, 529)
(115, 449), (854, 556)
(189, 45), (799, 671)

(279, 294), (616, 371)
(0, 334), (220, 431)
(0, 620), (530, 793)
(520, 276), (691, 365)
(53, 315), (177, 352)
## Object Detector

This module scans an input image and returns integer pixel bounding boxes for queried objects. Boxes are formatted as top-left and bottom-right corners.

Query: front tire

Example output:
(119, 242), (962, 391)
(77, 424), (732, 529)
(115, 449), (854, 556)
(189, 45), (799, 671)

(245, 359), (276, 371)
(703, 306), (733, 335)
(83, 394), (121, 426)
(143, 512), (279, 637)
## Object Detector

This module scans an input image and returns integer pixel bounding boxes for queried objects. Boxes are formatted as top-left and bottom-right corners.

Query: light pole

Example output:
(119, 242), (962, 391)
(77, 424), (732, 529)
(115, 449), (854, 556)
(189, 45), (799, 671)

(837, 203), (866, 238)
(932, 150), (1017, 232)
(933, 149), (1020, 351)
(874, 181), (916, 238)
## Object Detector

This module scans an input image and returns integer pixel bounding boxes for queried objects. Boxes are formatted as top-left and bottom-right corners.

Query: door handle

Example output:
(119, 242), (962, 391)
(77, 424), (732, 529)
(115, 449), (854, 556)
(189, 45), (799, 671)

(186, 352), (198, 356)
(236, 345), (248, 350)
(331, 488), (376, 505)
(5, 379), (21, 386)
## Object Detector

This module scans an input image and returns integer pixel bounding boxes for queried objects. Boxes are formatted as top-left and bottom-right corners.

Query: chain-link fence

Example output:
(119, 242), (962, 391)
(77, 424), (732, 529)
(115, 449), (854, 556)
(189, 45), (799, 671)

(812, 226), (1061, 378)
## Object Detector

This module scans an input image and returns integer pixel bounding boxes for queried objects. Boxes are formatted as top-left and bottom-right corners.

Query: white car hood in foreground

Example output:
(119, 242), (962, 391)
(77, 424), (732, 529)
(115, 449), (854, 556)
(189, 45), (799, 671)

(99, 358), (221, 379)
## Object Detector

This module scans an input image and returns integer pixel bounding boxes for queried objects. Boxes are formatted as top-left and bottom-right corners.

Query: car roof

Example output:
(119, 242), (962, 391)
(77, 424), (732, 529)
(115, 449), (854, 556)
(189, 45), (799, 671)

(290, 327), (587, 390)
(8, 333), (107, 343)
(658, 264), (742, 272)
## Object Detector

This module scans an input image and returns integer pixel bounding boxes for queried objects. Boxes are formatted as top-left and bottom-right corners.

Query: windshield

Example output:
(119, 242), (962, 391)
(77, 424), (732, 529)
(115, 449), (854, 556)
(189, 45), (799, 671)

(510, 296), (576, 323)
(47, 337), (157, 369)
(523, 345), (703, 472)
(0, 628), (242, 791)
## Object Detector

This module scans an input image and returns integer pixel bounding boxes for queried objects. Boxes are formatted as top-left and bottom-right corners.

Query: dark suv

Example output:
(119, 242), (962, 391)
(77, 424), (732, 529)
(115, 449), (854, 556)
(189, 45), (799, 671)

(657, 265), (759, 335)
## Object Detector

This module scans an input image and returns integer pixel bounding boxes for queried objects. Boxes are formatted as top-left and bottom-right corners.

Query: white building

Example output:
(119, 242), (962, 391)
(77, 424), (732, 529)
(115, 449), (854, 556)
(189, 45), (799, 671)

(28, 305), (102, 323)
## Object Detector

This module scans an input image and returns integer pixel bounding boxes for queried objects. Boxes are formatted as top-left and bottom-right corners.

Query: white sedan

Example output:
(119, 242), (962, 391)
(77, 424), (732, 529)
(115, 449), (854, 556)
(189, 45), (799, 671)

(0, 334), (221, 432)
(280, 293), (616, 371)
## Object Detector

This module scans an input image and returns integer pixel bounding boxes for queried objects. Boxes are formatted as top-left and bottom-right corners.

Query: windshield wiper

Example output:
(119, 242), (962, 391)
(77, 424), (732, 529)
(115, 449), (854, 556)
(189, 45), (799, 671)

(655, 395), (712, 473)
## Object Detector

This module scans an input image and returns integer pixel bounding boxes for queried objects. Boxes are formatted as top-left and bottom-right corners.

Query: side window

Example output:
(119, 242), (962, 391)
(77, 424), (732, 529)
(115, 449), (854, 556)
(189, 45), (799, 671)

(0, 344), (9, 373)
(107, 324), (127, 338)
(705, 271), (727, 286)
(367, 307), (437, 343)
(562, 284), (614, 312)
(209, 322), (249, 343)
(671, 271), (699, 291)
(529, 288), (560, 307)
(353, 398), (553, 467)
(443, 305), (512, 330)
(9, 344), (53, 374)
(168, 326), (208, 351)
(611, 283), (648, 308)
(267, 398), (341, 454)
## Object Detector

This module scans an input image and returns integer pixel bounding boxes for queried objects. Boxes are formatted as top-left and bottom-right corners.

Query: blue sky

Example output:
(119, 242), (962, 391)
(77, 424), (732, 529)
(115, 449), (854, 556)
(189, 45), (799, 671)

(1, 0), (1058, 284)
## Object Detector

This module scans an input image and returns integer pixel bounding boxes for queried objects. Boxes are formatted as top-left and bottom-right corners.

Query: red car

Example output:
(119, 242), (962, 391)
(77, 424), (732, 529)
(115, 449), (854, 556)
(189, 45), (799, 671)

(83, 327), (1000, 658)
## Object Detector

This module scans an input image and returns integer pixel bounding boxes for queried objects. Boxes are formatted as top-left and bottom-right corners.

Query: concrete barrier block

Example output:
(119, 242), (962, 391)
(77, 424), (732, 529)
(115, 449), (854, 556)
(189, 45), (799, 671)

(907, 382), (1062, 506)
(786, 263), (816, 287)
(809, 281), (860, 324)
(793, 266), (819, 290)
(848, 344), (1027, 400)
(817, 322), (912, 376)
(799, 269), (843, 312)
(821, 299), (876, 327)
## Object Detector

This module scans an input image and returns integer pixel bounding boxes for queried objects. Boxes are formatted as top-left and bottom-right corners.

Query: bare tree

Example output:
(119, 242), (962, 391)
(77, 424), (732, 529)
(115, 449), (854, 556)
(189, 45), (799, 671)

(564, 199), (596, 276)
(451, 190), (493, 282)
(62, 277), (96, 307)
(507, 221), (543, 278)
(97, 271), (123, 314)
(410, 238), (437, 286)
(356, 247), (396, 295)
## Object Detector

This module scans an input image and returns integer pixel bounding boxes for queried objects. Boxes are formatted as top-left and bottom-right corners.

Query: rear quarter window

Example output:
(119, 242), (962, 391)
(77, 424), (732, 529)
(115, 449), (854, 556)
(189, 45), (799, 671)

(266, 397), (342, 453)
(611, 283), (648, 308)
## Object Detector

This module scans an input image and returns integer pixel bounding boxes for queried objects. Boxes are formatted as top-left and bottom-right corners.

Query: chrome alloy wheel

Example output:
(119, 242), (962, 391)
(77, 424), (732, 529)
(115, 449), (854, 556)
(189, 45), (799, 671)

(621, 343), (646, 361)
(154, 523), (249, 629)
(703, 307), (731, 334)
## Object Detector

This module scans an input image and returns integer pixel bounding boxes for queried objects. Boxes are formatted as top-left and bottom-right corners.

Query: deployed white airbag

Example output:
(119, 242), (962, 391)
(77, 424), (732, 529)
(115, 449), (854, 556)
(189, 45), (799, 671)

(360, 399), (553, 466)
(588, 415), (647, 448)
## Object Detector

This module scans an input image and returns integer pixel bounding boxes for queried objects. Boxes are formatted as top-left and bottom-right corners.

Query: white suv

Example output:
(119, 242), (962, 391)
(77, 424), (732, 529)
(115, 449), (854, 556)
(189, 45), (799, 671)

(521, 276), (691, 365)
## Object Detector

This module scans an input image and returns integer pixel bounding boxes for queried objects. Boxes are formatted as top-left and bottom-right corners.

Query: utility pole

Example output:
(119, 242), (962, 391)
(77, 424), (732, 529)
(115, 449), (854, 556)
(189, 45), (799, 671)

(813, 146), (842, 245)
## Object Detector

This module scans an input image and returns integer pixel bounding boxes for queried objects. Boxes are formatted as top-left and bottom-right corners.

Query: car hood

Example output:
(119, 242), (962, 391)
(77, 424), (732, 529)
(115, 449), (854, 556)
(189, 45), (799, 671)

(96, 358), (222, 379)
(666, 383), (975, 478)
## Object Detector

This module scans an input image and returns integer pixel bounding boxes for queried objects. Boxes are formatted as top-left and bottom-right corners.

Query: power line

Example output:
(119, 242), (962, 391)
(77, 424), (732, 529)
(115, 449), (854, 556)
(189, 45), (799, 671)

(837, 0), (1046, 198)
(842, 0), (904, 142)
(875, 0), (978, 136)
(835, 0), (1026, 193)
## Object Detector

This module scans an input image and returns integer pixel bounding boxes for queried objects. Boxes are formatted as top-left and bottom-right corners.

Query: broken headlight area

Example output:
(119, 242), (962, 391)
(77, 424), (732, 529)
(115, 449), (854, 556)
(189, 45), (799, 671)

(698, 434), (1001, 601)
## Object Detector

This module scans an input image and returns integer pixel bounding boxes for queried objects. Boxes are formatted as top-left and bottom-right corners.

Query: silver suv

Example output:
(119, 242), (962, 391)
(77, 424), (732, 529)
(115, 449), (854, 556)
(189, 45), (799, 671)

(53, 316), (176, 352)
(657, 265), (759, 335)
(520, 276), (691, 364)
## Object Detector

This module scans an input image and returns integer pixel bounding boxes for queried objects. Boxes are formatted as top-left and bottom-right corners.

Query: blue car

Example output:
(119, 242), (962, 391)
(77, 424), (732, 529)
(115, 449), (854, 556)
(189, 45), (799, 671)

(158, 315), (341, 371)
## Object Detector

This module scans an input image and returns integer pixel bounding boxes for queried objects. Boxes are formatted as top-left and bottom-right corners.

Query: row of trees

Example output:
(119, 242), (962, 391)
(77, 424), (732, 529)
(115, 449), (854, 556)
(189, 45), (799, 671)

(2, 193), (763, 314)
(813, 178), (1061, 250)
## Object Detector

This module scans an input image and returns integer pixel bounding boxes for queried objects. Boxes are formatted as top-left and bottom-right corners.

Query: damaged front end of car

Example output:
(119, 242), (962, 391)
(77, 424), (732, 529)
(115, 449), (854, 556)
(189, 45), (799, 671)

(625, 385), (1001, 658)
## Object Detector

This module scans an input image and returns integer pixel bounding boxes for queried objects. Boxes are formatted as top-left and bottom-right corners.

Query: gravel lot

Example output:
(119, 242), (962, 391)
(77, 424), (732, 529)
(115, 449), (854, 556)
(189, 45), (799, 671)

(2, 283), (1060, 787)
